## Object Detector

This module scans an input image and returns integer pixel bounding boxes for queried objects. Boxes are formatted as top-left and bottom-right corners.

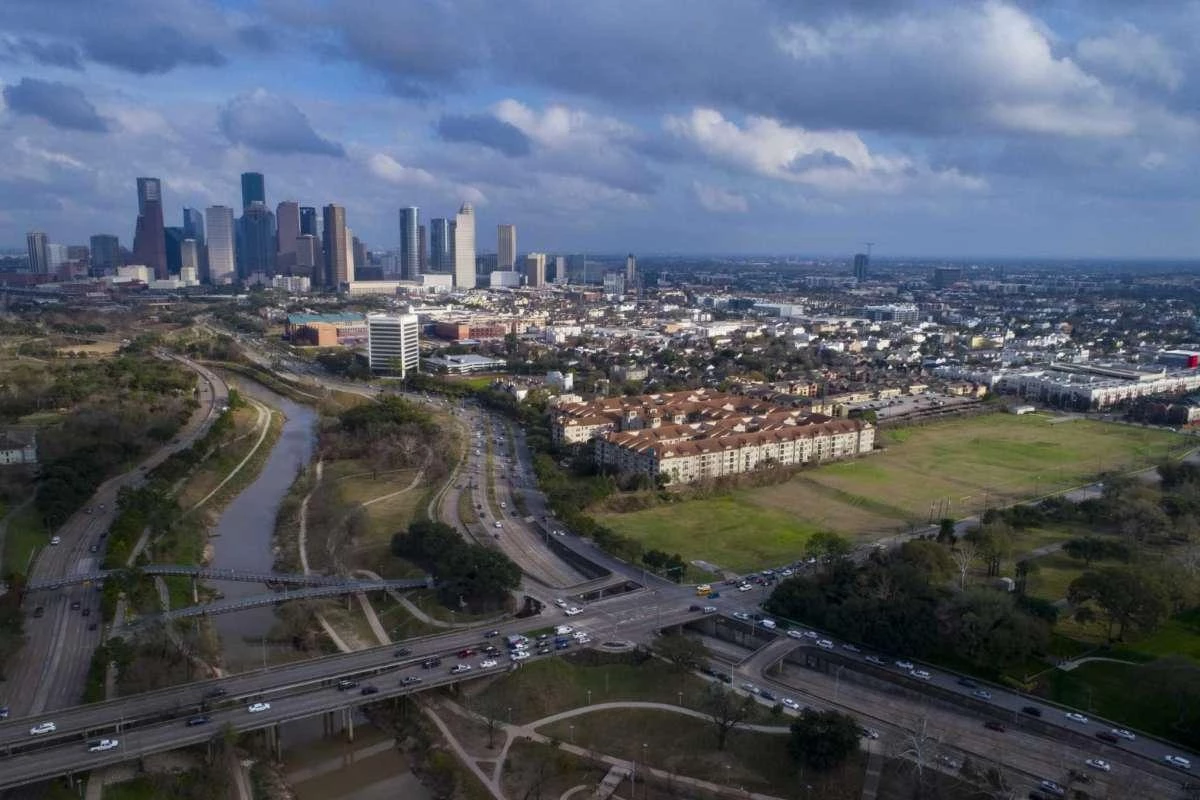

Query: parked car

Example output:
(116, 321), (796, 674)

(1164, 755), (1192, 770)
(781, 698), (800, 710)
(895, 660), (914, 670)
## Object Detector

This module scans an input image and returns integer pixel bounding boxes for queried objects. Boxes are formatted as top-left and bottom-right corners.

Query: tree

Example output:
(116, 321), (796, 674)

(788, 709), (862, 771)
(1067, 567), (1168, 640)
(699, 684), (756, 751)
(654, 634), (710, 673)
(897, 540), (953, 580)
(805, 531), (853, 565)
(1062, 537), (1130, 565)
(937, 518), (956, 545)
(967, 523), (1012, 578)
(951, 542), (978, 590)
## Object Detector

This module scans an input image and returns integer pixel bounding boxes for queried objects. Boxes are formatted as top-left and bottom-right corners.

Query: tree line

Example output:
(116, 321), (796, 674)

(390, 520), (520, 612)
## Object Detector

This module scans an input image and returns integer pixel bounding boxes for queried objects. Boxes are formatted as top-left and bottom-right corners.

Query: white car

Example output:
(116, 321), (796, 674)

(910, 669), (932, 680)
(572, 630), (589, 639)
(1085, 759), (1111, 772)
(1110, 728), (1136, 741)
(564, 607), (583, 616)
(479, 659), (498, 668)
(1064, 712), (1089, 724)
(816, 639), (834, 650)
(1164, 755), (1192, 770)
(576, 636), (592, 644)
(738, 583), (752, 592)
(781, 698), (800, 710)
(895, 660), (914, 670)
(88, 739), (119, 753)
(553, 599), (567, 608)
(787, 630), (805, 640)
(49, 536), (61, 546)
(741, 682), (759, 695)
(494, 521), (502, 528)
(247, 702), (271, 713)
(30, 722), (57, 736)
(842, 644), (861, 653)
(803, 631), (819, 640)
(555, 625), (573, 635)
(499, 502), (506, 508)
(510, 650), (531, 661)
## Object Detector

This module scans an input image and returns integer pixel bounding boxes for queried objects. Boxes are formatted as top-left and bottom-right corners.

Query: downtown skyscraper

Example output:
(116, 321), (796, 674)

(453, 203), (475, 289)
(322, 204), (349, 287)
(276, 201), (301, 273)
(497, 224), (516, 270)
(205, 205), (236, 284)
(398, 207), (420, 281)
(241, 172), (265, 210)
(428, 218), (450, 271)
(25, 231), (48, 274)
(132, 177), (168, 279)
(89, 234), (120, 275)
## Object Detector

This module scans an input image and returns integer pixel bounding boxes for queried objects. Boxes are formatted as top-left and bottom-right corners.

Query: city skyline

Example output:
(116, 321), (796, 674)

(2, 2), (1200, 258)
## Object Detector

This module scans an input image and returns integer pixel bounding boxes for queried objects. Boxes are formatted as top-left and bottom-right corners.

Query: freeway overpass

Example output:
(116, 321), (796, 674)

(0, 595), (699, 791)
(25, 565), (414, 592)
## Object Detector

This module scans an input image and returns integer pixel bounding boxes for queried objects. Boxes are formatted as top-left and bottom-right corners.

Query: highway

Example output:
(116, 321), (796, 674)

(2, 355), (229, 720)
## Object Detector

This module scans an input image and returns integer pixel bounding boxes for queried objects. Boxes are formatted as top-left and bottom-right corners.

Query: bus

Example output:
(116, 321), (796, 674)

(695, 584), (712, 597)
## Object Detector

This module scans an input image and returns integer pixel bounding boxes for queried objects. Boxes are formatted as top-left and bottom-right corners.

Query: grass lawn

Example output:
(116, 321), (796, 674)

(2, 504), (45, 575)
(1114, 608), (1200, 662)
(600, 415), (1186, 572)
(539, 708), (864, 799)
(601, 495), (824, 573)
(473, 656), (727, 725)
(1043, 661), (1194, 746)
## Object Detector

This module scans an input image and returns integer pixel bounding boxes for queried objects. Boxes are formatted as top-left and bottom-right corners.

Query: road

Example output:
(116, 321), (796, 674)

(2, 355), (228, 719)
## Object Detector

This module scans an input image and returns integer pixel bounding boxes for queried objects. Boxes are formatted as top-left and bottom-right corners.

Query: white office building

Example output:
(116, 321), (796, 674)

(453, 203), (476, 289)
(367, 312), (421, 376)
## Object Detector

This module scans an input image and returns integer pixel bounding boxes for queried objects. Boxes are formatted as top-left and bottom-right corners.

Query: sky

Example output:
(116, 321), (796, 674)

(2, 0), (1199, 259)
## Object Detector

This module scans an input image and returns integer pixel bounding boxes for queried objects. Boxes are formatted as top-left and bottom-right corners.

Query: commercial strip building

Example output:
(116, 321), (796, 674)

(551, 389), (874, 485)
(936, 360), (1200, 410)
(285, 313), (368, 347)
(366, 312), (420, 376)
(422, 354), (507, 374)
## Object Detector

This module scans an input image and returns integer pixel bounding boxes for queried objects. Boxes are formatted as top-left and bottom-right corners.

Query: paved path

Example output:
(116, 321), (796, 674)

(297, 460), (355, 654)
(1056, 655), (1143, 672)
(189, 396), (272, 511)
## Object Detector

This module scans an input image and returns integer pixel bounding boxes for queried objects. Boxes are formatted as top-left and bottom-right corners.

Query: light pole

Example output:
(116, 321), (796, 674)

(507, 706), (512, 723)
(586, 689), (592, 706)
(569, 723), (574, 744)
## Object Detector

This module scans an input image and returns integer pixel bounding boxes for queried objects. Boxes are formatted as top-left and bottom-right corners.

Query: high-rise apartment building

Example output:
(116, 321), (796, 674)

(241, 172), (265, 210)
(238, 203), (276, 278)
(276, 201), (300, 272)
(367, 312), (420, 376)
(132, 177), (167, 279)
(453, 203), (475, 289)
(625, 254), (637, 285)
(497, 224), (516, 270)
(89, 234), (120, 275)
(853, 253), (869, 282)
(25, 231), (48, 273)
(299, 206), (318, 237)
(429, 218), (450, 271)
(205, 205), (236, 284)
(322, 204), (349, 287)
(525, 252), (547, 287)
(398, 207), (420, 281)
(554, 255), (567, 284)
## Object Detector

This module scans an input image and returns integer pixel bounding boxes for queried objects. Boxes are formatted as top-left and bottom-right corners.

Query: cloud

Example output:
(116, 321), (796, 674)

(692, 182), (749, 213)
(436, 113), (532, 156)
(2, 77), (108, 132)
(1076, 24), (1182, 92)
(218, 90), (345, 157)
(365, 153), (437, 187)
(0, 36), (83, 70)
(83, 25), (225, 74)
(666, 108), (984, 193)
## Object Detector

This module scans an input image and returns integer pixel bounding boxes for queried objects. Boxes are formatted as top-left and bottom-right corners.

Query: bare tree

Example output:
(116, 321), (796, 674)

(951, 542), (978, 590)
(700, 684), (756, 751)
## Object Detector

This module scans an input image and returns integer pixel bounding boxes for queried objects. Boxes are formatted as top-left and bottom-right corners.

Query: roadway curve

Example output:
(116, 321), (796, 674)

(3, 355), (228, 718)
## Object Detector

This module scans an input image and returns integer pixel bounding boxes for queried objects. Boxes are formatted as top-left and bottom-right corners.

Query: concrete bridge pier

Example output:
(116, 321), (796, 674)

(191, 577), (199, 605)
(265, 724), (282, 761)
(322, 711), (335, 738)
(343, 708), (355, 743)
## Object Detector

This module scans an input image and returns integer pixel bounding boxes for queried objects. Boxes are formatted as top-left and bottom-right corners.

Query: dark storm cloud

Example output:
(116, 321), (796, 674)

(0, 37), (83, 70)
(82, 26), (225, 74)
(3, 77), (108, 132)
(436, 113), (532, 156)
(218, 90), (345, 157)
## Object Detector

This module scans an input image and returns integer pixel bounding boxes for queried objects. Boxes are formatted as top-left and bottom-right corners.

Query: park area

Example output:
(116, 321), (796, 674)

(598, 414), (1189, 573)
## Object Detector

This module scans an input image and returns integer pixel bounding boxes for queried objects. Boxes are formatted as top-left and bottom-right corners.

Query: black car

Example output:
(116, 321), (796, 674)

(957, 677), (978, 689)
(87, 622), (98, 631)
(203, 688), (227, 700)
(400, 676), (422, 686)
(82, 608), (90, 617)
(421, 658), (442, 669)
(717, 673), (732, 684)
(759, 690), (776, 702)
(483, 629), (500, 638)
(360, 685), (379, 696)
(393, 647), (411, 657)
(1021, 705), (1042, 717)
(186, 715), (211, 727)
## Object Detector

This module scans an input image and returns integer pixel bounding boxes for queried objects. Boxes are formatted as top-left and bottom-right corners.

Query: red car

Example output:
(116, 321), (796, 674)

(457, 648), (476, 659)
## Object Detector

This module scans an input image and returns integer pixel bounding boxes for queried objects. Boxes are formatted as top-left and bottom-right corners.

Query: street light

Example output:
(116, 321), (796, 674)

(569, 723), (574, 744)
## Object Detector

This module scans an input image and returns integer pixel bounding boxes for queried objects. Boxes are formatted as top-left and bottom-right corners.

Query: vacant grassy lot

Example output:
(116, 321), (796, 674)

(1, 504), (45, 575)
(601, 415), (1187, 572)
(1045, 660), (1188, 742)
(540, 708), (864, 800)
(473, 656), (722, 725)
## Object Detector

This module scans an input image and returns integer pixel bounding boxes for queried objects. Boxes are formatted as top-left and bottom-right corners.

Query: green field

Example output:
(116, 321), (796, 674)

(600, 415), (1188, 573)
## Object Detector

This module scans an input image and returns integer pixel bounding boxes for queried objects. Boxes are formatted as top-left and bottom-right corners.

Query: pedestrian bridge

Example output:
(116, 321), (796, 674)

(25, 566), (412, 592)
